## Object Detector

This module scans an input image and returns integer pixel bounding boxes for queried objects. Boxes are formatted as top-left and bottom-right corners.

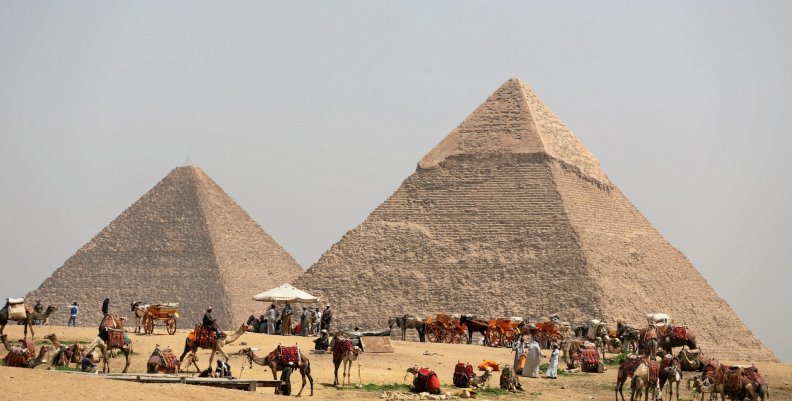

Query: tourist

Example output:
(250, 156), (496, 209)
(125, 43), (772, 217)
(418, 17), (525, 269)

(313, 329), (329, 351)
(300, 307), (310, 336)
(81, 354), (97, 373)
(522, 336), (542, 378)
(266, 304), (277, 334)
(545, 343), (559, 379)
(320, 304), (332, 332)
(257, 314), (267, 333)
(280, 303), (293, 336)
(68, 302), (79, 327)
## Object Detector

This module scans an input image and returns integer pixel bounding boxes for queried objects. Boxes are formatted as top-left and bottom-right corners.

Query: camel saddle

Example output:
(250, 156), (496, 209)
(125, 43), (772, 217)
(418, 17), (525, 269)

(671, 326), (687, 340)
(742, 366), (766, 386)
(3, 339), (36, 367)
(580, 348), (599, 367)
(192, 325), (217, 349)
(641, 327), (657, 341)
(280, 345), (301, 366)
(723, 366), (743, 392)
(332, 338), (354, 364)
(623, 355), (643, 378)
(647, 360), (660, 386)
(148, 347), (180, 371)
(5, 298), (27, 320)
(106, 328), (127, 348)
(100, 314), (124, 330)
(703, 360), (723, 383)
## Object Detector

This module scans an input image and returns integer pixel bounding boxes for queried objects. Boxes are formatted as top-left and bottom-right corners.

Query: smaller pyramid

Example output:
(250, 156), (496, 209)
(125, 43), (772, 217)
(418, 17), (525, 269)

(27, 166), (303, 328)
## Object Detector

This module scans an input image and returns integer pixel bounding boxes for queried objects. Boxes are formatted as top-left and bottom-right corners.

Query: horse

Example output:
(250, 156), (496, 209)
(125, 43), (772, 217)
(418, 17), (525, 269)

(387, 315), (426, 342)
(129, 301), (148, 333)
(459, 315), (489, 345)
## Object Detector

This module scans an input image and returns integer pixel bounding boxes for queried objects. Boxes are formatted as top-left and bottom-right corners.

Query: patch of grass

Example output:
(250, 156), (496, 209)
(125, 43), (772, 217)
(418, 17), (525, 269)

(478, 387), (511, 396)
(606, 352), (630, 366)
(601, 383), (617, 391)
(55, 365), (81, 372)
(358, 383), (411, 392)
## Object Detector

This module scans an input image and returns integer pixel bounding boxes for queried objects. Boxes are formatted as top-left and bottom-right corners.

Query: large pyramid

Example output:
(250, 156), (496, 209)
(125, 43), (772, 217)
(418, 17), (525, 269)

(296, 78), (776, 361)
(28, 166), (303, 328)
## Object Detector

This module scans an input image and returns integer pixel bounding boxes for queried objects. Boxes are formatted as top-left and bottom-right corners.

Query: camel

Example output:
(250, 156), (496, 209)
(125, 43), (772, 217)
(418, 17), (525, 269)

(239, 346), (314, 396)
(560, 338), (585, 370)
(659, 356), (683, 401)
(1, 334), (50, 368)
(330, 334), (362, 387)
(0, 303), (58, 339)
(459, 315), (489, 345)
(387, 315), (426, 342)
(469, 367), (493, 388)
(721, 365), (757, 401)
(85, 333), (132, 373)
(181, 352), (200, 374)
(628, 358), (659, 401)
(615, 355), (647, 401)
(638, 326), (658, 358)
(688, 375), (724, 401)
(178, 323), (248, 371)
(147, 344), (181, 374)
(130, 301), (148, 333)
(658, 326), (698, 354)
(44, 333), (85, 369)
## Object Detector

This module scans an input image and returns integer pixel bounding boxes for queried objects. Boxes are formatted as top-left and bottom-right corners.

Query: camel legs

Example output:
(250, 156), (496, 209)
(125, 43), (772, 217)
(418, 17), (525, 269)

(122, 346), (131, 373)
(333, 361), (340, 386)
(295, 364), (313, 397)
(616, 376), (627, 401)
(343, 359), (351, 387)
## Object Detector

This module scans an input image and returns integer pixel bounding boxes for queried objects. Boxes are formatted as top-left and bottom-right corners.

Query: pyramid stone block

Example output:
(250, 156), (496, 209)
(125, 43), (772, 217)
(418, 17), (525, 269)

(296, 78), (776, 361)
(27, 166), (303, 329)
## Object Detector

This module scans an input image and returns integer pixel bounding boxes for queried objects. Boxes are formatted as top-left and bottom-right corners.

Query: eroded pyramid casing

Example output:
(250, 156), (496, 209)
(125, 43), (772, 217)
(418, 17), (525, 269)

(296, 78), (776, 361)
(27, 166), (303, 328)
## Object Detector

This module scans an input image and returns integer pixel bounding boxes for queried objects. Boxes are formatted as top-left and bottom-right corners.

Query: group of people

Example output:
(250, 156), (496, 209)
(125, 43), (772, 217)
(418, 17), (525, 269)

(245, 303), (333, 336)
(512, 336), (560, 379)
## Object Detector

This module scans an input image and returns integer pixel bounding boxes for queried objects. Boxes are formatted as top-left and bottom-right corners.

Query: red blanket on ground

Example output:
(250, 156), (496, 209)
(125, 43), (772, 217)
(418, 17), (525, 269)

(281, 345), (301, 366)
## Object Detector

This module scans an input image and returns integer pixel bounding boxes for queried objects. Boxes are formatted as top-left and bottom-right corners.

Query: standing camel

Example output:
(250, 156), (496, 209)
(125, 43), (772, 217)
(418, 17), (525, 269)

(659, 356), (683, 401)
(85, 334), (133, 373)
(239, 346), (314, 396)
(657, 326), (697, 354)
(178, 323), (248, 371)
(0, 303), (58, 339)
(330, 334), (362, 387)
(615, 355), (646, 401)
(638, 326), (658, 358)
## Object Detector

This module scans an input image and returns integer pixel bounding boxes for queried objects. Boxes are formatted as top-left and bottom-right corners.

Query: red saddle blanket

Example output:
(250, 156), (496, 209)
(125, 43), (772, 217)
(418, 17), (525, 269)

(703, 360), (723, 383)
(580, 348), (599, 365)
(4, 339), (36, 367)
(623, 356), (643, 377)
(281, 346), (301, 366)
(724, 367), (743, 392)
(107, 329), (126, 348)
(743, 366), (765, 386)
(192, 325), (217, 349)
(647, 360), (660, 386)
(332, 338), (354, 364)
(671, 326), (687, 340)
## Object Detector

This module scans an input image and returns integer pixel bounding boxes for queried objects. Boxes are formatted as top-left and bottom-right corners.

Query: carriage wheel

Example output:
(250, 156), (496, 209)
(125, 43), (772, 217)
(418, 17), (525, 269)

(167, 319), (177, 335)
(607, 339), (622, 354)
(143, 316), (154, 335)
(427, 326), (443, 343)
(502, 330), (517, 348)
(626, 340), (637, 353)
(449, 331), (465, 344)
(485, 328), (501, 347)
(533, 331), (548, 348)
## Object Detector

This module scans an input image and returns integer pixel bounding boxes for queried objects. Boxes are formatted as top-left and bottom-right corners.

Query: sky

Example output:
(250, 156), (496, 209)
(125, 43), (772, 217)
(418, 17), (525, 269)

(1, 1), (790, 361)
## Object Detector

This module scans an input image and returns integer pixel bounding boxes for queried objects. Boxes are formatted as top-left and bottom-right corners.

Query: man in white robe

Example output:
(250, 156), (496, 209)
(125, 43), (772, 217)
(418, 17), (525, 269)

(522, 337), (542, 378)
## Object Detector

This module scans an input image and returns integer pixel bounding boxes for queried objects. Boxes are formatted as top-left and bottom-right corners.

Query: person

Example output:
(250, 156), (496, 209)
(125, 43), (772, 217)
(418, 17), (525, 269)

(280, 304), (293, 336)
(203, 306), (222, 338)
(545, 343), (559, 379)
(300, 307), (310, 337)
(257, 314), (267, 334)
(81, 354), (97, 372)
(101, 297), (110, 315)
(522, 336), (542, 378)
(68, 302), (79, 327)
(313, 307), (322, 335)
(512, 336), (526, 373)
(266, 305), (277, 334)
(313, 329), (329, 351)
(33, 300), (43, 325)
(320, 304), (332, 332)
(279, 362), (294, 395)
(215, 359), (233, 378)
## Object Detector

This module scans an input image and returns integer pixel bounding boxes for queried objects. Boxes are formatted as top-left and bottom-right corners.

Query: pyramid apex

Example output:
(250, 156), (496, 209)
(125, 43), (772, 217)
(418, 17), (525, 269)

(419, 78), (609, 184)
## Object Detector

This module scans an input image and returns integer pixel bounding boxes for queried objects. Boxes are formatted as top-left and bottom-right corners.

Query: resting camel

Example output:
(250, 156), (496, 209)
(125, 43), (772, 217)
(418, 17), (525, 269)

(178, 323), (247, 371)
(129, 301), (148, 333)
(1, 334), (50, 368)
(330, 334), (362, 387)
(85, 333), (132, 373)
(459, 315), (489, 345)
(0, 303), (58, 339)
(240, 346), (314, 396)
(44, 333), (85, 369)
(387, 315), (426, 342)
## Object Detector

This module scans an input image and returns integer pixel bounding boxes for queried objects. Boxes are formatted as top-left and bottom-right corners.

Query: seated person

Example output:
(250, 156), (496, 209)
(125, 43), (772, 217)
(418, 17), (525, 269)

(313, 329), (329, 351)
(214, 359), (233, 378)
(81, 355), (97, 373)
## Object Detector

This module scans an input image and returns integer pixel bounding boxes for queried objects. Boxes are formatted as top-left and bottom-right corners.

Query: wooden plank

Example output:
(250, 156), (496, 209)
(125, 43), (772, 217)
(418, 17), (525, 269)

(360, 336), (394, 353)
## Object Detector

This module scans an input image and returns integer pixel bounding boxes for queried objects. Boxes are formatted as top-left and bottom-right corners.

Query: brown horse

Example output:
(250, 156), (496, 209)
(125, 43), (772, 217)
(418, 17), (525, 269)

(240, 346), (314, 396)
(459, 315), (489, 345)
(387, 315), (426, 342)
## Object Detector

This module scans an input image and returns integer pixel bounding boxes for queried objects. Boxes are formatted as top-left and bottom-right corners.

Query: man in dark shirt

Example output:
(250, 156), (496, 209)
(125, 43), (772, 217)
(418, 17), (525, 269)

(203, 306), (222, 338)
(101, 297), (110, 315)
(320, 304), (333, 331)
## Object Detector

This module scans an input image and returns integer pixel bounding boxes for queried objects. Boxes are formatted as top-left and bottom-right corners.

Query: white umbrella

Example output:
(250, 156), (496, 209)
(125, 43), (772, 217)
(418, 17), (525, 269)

(252, 283), (318, 304)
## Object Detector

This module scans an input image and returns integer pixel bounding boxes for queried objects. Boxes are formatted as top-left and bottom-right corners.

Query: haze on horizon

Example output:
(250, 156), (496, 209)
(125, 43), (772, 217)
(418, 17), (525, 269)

(1, 1), (789, 361)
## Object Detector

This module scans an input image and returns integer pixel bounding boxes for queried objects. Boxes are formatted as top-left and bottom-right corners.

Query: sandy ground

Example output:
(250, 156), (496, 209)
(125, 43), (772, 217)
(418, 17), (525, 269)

(1, 325), (789, 400)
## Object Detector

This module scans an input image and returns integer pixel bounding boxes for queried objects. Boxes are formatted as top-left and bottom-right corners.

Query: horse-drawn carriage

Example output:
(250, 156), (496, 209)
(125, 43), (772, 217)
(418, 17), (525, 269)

(425, 314), (467, 344)
(485, 317), (522, 348)
(142, 303), (179, 335)
(531, 318), (569, 348)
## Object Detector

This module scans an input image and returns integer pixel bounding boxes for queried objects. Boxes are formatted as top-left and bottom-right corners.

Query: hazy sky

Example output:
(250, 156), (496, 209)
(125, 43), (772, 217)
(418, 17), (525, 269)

(1, 1), (790, 361)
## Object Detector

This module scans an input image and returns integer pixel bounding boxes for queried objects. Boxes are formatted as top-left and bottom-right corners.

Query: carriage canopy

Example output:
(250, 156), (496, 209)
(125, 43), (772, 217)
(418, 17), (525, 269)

(252, 283), (318, 304)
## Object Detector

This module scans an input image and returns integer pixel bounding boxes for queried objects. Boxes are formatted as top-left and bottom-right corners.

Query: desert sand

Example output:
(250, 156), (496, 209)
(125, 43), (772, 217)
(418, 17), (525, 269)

(0, 325), (789, 400)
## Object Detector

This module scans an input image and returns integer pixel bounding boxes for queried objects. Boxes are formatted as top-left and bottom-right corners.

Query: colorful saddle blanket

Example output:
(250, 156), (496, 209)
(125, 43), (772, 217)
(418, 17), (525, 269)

(281, 345), (301, 366)
(723, 366), (743, 392)
(332, 338), (354, 364)
(4, 339), (36, 367)
(192, 325), (217, 349)
(742, 366), (765, 386)
(703, 360), (723, 383)
(623, 355), (643, 377)
(647, 360), (660, 386)
(580, 348), (599, 365)
(671, 326), (688, 340)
